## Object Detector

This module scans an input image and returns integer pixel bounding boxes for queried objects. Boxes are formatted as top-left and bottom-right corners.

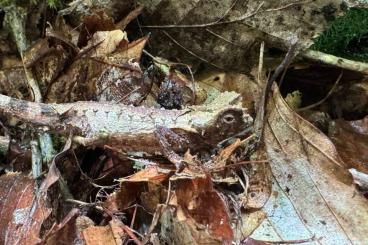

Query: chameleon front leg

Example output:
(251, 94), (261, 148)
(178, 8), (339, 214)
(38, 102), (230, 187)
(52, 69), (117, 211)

(154, 126), (190, 173)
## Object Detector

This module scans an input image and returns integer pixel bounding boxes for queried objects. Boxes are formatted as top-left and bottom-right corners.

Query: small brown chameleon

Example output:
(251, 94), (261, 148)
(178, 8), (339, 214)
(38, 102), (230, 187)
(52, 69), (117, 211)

(0, 91), (253, 155)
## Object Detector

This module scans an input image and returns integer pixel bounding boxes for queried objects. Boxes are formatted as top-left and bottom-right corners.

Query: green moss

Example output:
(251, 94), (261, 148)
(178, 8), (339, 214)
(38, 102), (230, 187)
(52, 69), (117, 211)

(312, 8), (368, 62)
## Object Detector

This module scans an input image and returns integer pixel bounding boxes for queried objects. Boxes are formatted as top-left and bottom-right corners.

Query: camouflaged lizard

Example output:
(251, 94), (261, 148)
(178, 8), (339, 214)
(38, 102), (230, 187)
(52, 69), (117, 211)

(0, 91), (253, 154)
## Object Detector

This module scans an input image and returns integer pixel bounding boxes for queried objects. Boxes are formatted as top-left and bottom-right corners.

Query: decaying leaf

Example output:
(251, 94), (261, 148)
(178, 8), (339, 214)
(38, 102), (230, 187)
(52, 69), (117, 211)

(164, 174), (234, 244)
(80, 30), (128, 57)
(77, 10), (116, 48)
(0, 173), (51, 245)
(196, 71), (261, 115)
(110, 166), (171, 212)
(81, 218), (127, 245)
(41, 209), (81, 245)
(251, 84), (368, 243)
(329, 116), (368, 173)
(140, 0), (346, 71)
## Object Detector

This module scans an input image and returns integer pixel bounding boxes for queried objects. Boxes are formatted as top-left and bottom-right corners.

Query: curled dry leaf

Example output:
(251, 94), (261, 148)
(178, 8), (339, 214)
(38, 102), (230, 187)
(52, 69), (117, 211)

(196, 71), (260, 115)
(77, 10), (116, 48)
(41, 208), (81, 245)
(171, 174), (234, 243)
(80, 30), (128, 57)
(45, 36), (149, 104)
(81, 218), (127, 245)
(0, 67), (30, 100)
(252, 84), (368, 243)
(0, 173), (51, 245)
(109, 166), (170, 211)
(329, 117), (368, 174)
(246, 144), (272, 210)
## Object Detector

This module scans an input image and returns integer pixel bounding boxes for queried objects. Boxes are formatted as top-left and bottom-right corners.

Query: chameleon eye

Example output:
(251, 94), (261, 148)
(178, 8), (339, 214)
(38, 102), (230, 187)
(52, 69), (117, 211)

(222, 113), (236, 124)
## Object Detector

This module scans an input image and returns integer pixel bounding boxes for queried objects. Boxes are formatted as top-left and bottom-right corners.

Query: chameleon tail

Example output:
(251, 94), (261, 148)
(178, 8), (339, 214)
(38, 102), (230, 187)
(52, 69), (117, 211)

(0, 94), (61, 128)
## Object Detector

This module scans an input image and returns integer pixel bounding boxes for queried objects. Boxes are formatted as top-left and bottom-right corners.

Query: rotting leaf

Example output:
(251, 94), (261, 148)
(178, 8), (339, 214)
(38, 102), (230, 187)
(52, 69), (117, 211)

(329, 117), (368, 174)
(174, 174), (234, 243)
(0, 173), (51, 245)
(112, 35), (149, 62)
(140, 0), (346, 71)
(41, 208), (81, 245)
(80, 30), (128, 57)
(81, 218), (127, 245)
(252, 84), (368, 243)
(112, 166), (171, 211)
(212, 138), (243, 169)
(246, 144), (272, 210)
(45, 36), (148, 104)
(77, 10), (116, 48)
(267, 84), (352, 184)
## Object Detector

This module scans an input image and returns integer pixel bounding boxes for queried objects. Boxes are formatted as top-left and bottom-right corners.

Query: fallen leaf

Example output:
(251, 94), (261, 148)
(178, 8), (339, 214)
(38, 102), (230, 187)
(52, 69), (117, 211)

(251, 84), (368, 244)
(81, 218), (126, 245)
(329, 117), (368, 173)
(41, 208), (81, 245)
(141, 0), (346, 70)
(113, 35), (149, 61)
(174, 174), (233, 243)
(77, 10), (116, 48)
(81, 30), (128, 57)
(111, 166), (170, 211)
(0, 173), (51, 245)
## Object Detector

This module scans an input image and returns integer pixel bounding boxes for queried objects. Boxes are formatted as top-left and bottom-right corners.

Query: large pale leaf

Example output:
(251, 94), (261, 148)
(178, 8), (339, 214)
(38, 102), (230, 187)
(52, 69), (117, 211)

(139, 0), (346, 71)
(251, 85), (368, 244)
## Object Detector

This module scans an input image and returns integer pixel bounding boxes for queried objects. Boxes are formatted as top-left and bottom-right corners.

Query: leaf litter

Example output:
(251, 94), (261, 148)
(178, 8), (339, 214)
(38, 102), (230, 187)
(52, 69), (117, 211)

(0, 1), (367, 244)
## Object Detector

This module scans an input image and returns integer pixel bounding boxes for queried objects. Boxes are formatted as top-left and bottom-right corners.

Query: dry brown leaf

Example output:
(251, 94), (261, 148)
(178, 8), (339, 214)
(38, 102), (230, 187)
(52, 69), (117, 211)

(77, 10), (116, 48)
(119, 165), (170, 184)
(81, 30), (128, 57)
(213, 138), (243, 168)
(41, 209), (81, 245)
(173, 174), (233, 243)
(246, 144), (272, 210)
(329, 117), (368, 174)
(140, 0), (346, 71)
(196, 71), (261, 114)
(267, 84), (352, 184)
(255, 84), (368, 243)
(81, 218), (126, 245)
(111, 166), (170, 211)
(112, 35), (149, 62)
(0, 173), (51, 245)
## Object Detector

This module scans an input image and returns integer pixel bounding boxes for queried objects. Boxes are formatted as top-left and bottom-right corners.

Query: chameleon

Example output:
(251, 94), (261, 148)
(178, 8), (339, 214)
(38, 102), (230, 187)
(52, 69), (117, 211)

(0, 91), (253, 154)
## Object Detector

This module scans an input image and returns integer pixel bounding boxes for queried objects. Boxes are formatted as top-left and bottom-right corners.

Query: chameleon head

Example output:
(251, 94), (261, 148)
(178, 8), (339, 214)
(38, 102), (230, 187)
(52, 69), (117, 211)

(187, 91), (254, 144)
(191, 106), (253, 145)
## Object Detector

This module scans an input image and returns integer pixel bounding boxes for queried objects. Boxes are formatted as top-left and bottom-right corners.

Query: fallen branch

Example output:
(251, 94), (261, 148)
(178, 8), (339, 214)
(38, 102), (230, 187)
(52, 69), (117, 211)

(303, 50), (368, 74)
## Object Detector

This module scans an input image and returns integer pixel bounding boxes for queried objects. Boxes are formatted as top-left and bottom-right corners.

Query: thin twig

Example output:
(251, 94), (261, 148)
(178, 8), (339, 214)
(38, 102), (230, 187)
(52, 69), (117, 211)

(66, 199), (104, 211)
(142, 2), (264, 28)
(257, 41), (265, 86)
(215, 0), (239, 23)
(260, 235), (316, 244)
(142, 1), (311, 29)
(210, 160), (269, 172)
(298, 70), (343, 111)
(303, 49), (368, 74)
(163, 31), (224, 69)
(165, 180), (172, 205)
(253, 39), (299, 141)
(205, 28), (241, 46)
